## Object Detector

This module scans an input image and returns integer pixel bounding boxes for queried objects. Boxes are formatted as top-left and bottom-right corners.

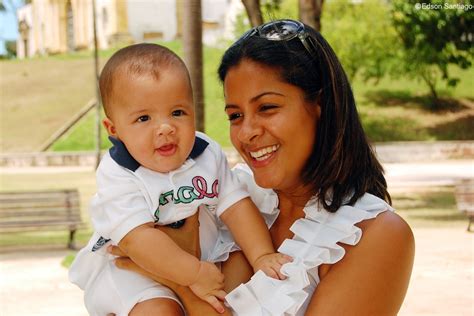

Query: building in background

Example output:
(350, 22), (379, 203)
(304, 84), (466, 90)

(0, 0), (24, 57)
(16, 0), (243, 59)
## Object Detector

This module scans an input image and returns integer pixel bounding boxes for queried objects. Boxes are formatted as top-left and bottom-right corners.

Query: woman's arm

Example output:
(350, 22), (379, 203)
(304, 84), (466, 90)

(305, 211), (415, 315)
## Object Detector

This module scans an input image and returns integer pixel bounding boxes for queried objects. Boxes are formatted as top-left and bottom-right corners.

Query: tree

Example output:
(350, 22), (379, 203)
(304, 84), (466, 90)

(323, 0), (399, 83)
(242, 0), (263, 27)
(299, 0), (324, 31)
(183, 0), (205, 132)
(240, 0), (324, 31)
(391, 0), (474, 105)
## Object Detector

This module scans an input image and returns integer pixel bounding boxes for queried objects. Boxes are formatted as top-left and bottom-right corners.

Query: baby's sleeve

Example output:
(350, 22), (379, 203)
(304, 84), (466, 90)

(211, 144), (249, 218)
(90, 161), (154, 244)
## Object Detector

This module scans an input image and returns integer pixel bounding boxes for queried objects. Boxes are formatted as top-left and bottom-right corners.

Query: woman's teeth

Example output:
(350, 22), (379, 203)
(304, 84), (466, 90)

(250, 145), (279, 161)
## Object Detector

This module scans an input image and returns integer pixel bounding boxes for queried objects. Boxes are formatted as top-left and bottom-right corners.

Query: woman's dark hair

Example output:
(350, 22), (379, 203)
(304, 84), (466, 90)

(218, 21), (391, 212)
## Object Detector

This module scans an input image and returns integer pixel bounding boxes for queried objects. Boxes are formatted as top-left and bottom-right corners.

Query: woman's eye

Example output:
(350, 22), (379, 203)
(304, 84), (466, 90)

(227, 112), (243, 121)
(172, 110), (185, 116)
(260, 104), (278, 112)
(137, 115), (150, 122)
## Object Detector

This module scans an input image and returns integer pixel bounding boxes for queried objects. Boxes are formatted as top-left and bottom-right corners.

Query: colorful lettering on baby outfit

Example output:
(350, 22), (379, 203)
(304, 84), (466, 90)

(154, 176), (219, 220)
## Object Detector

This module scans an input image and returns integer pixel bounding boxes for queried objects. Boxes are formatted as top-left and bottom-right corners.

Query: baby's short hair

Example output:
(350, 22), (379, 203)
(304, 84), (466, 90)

(99, 43), (189, 116)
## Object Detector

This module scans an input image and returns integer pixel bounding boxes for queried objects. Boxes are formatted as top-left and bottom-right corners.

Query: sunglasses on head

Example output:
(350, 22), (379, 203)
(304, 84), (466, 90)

(238, 19), (318, 59)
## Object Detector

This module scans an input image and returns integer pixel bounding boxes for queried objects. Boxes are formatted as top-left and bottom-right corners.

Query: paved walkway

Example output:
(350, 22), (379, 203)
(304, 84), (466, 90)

(0, 227), (472, 316)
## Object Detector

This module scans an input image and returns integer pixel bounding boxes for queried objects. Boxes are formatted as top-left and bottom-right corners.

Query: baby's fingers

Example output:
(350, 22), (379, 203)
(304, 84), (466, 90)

(214, 289), (228, 301)
(204, 295), (226, 314)
(262, 267), (280, 280)
(274, 266), (288, 280)
(277, 254), (293, 264)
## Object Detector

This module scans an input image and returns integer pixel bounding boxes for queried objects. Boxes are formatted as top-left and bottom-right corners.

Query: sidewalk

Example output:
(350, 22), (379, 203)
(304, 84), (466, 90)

(0, 227), (472, 316)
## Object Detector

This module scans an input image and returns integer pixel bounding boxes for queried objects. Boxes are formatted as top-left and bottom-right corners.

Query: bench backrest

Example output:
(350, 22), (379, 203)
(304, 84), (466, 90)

(0, 189), (81, 231)
(454, 178), (474, 213)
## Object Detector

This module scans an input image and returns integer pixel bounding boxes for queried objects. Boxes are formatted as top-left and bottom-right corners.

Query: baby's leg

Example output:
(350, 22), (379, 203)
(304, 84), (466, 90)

(130, 298), (183, 316)
(221, 251), (254, 292)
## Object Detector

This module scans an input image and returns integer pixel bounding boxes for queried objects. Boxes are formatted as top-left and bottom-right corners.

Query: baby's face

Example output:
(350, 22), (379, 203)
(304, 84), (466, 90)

(103, 67), (196, 173)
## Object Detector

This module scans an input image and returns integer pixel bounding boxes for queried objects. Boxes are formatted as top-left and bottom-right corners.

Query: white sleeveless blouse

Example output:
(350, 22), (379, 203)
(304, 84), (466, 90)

(224, 164), (393, 316)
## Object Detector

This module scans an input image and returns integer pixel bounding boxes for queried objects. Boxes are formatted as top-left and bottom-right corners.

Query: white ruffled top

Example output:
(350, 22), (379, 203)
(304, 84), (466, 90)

(224, 164), (394, 316)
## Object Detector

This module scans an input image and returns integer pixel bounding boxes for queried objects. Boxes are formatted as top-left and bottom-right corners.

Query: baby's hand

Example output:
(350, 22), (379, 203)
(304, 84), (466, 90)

(253, 253), (293, 280)
(189, 261), (227, 314)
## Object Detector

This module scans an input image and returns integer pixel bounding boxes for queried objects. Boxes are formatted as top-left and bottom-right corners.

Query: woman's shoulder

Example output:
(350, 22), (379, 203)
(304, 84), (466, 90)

(317, 193), (414, 278)
(354, 208), (414, 260)
(310, 199), (415, 314)
(318, 198), (414, 277)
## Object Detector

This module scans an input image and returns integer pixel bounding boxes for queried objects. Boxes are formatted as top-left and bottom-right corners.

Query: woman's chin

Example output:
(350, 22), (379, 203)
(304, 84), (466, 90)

(252, 172), (280, 189)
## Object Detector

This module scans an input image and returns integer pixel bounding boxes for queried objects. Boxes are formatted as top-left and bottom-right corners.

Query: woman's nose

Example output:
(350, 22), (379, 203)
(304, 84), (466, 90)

(237, 117), (262, 143)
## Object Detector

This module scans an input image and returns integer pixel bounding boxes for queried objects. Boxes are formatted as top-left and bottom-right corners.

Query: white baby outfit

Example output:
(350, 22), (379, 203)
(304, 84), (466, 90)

(69, 132), (248, 316)
(224, 164), (394, 316)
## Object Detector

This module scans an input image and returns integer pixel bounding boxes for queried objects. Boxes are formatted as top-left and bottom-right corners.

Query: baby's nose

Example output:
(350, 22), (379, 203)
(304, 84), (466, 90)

(156, 123), (175, 136)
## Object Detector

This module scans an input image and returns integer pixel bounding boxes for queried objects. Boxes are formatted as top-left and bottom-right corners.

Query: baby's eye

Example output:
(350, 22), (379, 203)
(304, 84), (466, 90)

(172, 110), (185, 117)
(227, 112), (243, 121)
(137, 115), (150, 122)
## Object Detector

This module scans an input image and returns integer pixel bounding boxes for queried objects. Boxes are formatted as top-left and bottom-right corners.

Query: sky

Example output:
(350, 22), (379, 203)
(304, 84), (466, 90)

(0, 0), (25, 56)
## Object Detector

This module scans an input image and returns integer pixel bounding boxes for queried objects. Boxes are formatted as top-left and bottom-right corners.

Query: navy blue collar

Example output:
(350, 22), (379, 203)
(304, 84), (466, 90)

(108, 135), (209, 172)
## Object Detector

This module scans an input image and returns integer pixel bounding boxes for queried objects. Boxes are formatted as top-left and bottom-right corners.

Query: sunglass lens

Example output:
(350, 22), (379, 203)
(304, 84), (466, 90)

(259, 20), (301, 40)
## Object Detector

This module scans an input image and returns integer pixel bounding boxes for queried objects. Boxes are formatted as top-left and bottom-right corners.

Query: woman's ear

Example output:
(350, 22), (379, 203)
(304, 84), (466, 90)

(102, 118), (117, 136)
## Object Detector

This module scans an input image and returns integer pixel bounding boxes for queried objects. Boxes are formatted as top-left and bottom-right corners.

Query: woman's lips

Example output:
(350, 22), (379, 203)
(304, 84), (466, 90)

(248, 145), (279, 167)
(156, 144), (177, 156)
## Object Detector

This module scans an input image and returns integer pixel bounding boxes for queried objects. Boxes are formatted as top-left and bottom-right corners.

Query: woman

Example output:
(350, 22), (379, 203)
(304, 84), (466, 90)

(112, 19), (414, 315)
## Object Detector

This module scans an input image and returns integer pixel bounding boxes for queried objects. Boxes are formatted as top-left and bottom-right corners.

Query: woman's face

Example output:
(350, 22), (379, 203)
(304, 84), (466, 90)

(224, 59), (320, 193)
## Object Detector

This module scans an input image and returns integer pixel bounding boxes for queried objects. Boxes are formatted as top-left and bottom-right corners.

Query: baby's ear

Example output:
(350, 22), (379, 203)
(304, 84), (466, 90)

(102, 118), (117, 136)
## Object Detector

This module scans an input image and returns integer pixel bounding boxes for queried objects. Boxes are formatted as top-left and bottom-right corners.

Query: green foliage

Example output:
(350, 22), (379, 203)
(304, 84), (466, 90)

(391, 0), (474, 104)
(322, 0), (400, 82)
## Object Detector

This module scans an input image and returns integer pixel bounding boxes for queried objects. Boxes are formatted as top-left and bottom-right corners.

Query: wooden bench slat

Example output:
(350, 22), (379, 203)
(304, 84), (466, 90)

(0, 215), (82, 223)
(0, 189), (83, 249)
(0, 207), (80, 214)
(454, 178), (474, 232)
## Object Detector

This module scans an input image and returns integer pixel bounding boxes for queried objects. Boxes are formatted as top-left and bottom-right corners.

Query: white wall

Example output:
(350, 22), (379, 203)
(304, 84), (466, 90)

(126, 0), (177, 42)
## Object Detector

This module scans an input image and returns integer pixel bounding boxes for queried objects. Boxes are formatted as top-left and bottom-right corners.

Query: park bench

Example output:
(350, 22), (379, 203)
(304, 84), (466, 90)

(0, 189), (83, 249)
(454, 178), (474, 232)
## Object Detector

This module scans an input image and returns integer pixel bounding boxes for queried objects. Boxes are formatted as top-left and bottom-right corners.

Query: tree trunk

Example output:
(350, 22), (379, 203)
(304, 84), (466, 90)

(298, 0), (324, 32)
(242, 0), (263, 27)
(183, 0), (205, 132)
(421, 71), (440, 108)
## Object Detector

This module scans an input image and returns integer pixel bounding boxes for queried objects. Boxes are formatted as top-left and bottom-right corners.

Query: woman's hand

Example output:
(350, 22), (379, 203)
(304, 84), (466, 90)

(108, 245), (149, 276)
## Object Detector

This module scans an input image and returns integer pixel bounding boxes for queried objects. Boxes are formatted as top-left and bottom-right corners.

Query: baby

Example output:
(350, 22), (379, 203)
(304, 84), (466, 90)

(69, 43), (290, 316)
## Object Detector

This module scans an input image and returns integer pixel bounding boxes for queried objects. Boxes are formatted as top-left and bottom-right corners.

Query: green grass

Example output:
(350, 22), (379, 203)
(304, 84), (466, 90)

(392, 186), (467, 228)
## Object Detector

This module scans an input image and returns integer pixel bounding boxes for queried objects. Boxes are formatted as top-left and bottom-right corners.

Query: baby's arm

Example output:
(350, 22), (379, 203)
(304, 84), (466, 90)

(219, 197), (292, 279)
(118, 222), (227, 312)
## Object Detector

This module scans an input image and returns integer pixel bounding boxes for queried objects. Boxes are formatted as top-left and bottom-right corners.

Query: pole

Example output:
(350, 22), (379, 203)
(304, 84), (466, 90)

(183, 0), (204, 132)
(92, 0), (101, 169)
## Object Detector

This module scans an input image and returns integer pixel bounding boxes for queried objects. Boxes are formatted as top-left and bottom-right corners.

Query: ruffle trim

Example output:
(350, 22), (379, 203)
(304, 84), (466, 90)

(225, 186), (393, 315)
